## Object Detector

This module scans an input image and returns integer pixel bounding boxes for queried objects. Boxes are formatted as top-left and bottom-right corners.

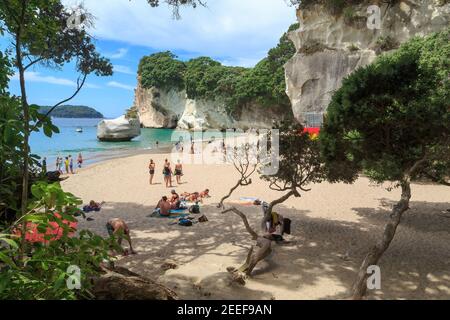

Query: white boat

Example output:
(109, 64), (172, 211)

(76, 127), (83, 133)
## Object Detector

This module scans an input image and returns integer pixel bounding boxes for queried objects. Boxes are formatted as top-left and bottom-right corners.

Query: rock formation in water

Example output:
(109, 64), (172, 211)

(97, 115), (141, 142)
(285, 0), (450, 123)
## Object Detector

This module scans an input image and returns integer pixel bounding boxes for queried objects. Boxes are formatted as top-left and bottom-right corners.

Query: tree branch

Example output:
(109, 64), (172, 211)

(222, 207), (258, 240)
(29, 73), (87, 132)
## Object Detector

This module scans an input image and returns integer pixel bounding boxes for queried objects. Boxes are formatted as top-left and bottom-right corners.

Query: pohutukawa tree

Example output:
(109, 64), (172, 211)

(0, 0), (112, 255)
(218, 142), (259, 209)
(223, 121), (325, 280)
(320, 29), (450, 299)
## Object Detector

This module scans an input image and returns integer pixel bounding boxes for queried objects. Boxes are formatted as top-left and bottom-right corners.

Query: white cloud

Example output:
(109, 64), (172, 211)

(114, 64), (135, 75)
(64, 0), (297, 67)
(10, 71), (100, 89)
(107, 81), (135, 91)
(108, 48), (128, 59)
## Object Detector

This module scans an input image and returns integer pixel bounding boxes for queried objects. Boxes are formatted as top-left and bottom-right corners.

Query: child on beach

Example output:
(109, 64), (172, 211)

(64, 157), (69, 174)
(77, 153), (83, 168)
(69, 155), (74, 174)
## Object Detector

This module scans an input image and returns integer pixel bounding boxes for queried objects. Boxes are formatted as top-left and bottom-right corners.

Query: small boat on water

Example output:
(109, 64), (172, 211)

(76, 127), (83, 133)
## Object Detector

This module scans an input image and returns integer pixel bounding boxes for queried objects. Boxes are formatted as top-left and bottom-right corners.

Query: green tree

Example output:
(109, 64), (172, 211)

(0, 0), (112, 254)
(138, 51), (186, 90)
(320, 29), (450, 299)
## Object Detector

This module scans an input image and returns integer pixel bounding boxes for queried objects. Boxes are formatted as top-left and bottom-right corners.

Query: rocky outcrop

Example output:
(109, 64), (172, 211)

(97, 115), (141, 142)
(133, 79), (293, 130)
(285, 0), (450, 123)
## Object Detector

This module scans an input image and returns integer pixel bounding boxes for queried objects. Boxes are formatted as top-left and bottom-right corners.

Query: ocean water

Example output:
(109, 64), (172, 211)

(29, 118), (235, 169)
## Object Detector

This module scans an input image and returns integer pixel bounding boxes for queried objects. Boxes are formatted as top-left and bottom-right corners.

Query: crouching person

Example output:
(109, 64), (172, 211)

(106, 218), (137, 256)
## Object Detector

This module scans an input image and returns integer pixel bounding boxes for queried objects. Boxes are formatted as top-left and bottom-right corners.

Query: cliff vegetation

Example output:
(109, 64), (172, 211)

(138, 23), (299, 113)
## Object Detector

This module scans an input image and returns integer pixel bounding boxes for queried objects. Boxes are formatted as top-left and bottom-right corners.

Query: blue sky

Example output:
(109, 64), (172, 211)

(6, 0), (297, 118)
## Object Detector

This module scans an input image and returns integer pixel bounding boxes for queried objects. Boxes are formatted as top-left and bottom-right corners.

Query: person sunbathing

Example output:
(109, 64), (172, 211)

(199, 189), (210, 198)
(169, 190), (181, 209)
(155, 196), (171, 216)
(106, 218), (136, 255)
(83, 200), (105, 212)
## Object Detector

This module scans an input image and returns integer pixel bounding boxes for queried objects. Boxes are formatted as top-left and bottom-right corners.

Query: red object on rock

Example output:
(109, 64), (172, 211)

(303, 127), (320, 135)
(13, 213), (77, 244)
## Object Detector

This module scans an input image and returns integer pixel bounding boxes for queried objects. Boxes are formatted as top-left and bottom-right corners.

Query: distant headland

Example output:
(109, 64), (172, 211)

(38, 105), (104, 118)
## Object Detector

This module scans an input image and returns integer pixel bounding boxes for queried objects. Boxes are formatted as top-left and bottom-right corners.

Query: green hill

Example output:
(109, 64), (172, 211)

(38, 105), (104, 118)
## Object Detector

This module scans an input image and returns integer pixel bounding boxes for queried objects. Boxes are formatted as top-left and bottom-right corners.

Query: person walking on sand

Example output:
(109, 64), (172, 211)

(69, 155), (74, 174)
(163, 159), (173, 188)
(77, 153), (83, 168)
(64, 157), (69, 174)
(175, 160), (183, 184)
(148, 159), (156, 185)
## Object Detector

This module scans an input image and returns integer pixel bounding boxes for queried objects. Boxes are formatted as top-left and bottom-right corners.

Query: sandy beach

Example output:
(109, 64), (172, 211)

(61, 151), (450, 300)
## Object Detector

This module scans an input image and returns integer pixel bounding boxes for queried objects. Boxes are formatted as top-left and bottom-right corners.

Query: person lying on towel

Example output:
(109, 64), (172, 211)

(83, 200), (105, 212)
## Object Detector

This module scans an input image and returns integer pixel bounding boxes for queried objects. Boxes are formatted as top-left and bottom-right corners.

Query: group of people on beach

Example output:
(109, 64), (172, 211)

(54, 153), (83, 175)
(149, 158), (184, 187)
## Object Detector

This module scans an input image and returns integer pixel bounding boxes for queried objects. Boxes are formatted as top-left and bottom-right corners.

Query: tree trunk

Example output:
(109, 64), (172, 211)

(218, 180), (242, 209)
(351, 179), (411, 299)
(238, 237), (272, 275)
(15, 2), (30, 259)
(91, 266), (177, 300)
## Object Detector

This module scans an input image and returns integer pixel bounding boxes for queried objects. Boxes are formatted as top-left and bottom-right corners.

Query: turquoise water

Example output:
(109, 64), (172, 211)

(30, 118), (233, 169)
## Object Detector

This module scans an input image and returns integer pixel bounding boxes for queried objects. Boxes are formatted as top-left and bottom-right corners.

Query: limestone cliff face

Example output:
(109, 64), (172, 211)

(285, 0), (450, 123)
(134, 78), (293, 130)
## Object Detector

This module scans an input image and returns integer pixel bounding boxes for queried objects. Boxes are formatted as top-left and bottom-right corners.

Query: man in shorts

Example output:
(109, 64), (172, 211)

(106, 218), (136, 255)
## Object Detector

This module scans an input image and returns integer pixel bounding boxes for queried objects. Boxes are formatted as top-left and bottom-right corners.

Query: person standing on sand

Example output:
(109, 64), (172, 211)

(163, 159), (173, 188)
(175, 160), (183, 184)
(69, 155), (74, 174)
(148, 159), (155, 185)
(190, 142), (195, 154)
(41, 157), (47, 174)
(64, 157), (69, 174)
(77, 153), (83, 168)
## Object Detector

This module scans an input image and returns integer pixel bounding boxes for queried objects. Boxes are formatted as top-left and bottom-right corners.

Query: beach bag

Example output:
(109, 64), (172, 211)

(198, 215), (208, 223)
(283, 218), (291, 235)
(189, 204), (200, 214)
(178, 218), (193, 227)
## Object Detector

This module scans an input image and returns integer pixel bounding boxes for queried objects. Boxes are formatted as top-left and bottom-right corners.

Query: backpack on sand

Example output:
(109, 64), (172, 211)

(178, 218), (193, 227)
(189, 204), (200, 214)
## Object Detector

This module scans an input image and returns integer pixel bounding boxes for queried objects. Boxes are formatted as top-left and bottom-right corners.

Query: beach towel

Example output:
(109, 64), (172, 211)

(83, 205), (101, 213)
(149, 211), (190, 219)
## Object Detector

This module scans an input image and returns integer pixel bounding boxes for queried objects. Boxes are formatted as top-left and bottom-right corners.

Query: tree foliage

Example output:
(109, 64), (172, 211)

(138, 51), (186, 90)
(320, 29), (450, 184)
(320, 28), (450, 299)
(138, 23), (300, 113)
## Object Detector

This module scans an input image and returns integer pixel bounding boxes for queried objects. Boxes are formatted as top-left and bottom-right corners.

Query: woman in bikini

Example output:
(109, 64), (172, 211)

(174, 160), (183, 185)
(148, 159), (156, 185)
(163, 159), (173, 188)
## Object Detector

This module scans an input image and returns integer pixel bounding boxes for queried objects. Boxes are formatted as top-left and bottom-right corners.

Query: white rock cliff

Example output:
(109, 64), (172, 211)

(133, 78), (293, 130)
(285, 0), (450, 123)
